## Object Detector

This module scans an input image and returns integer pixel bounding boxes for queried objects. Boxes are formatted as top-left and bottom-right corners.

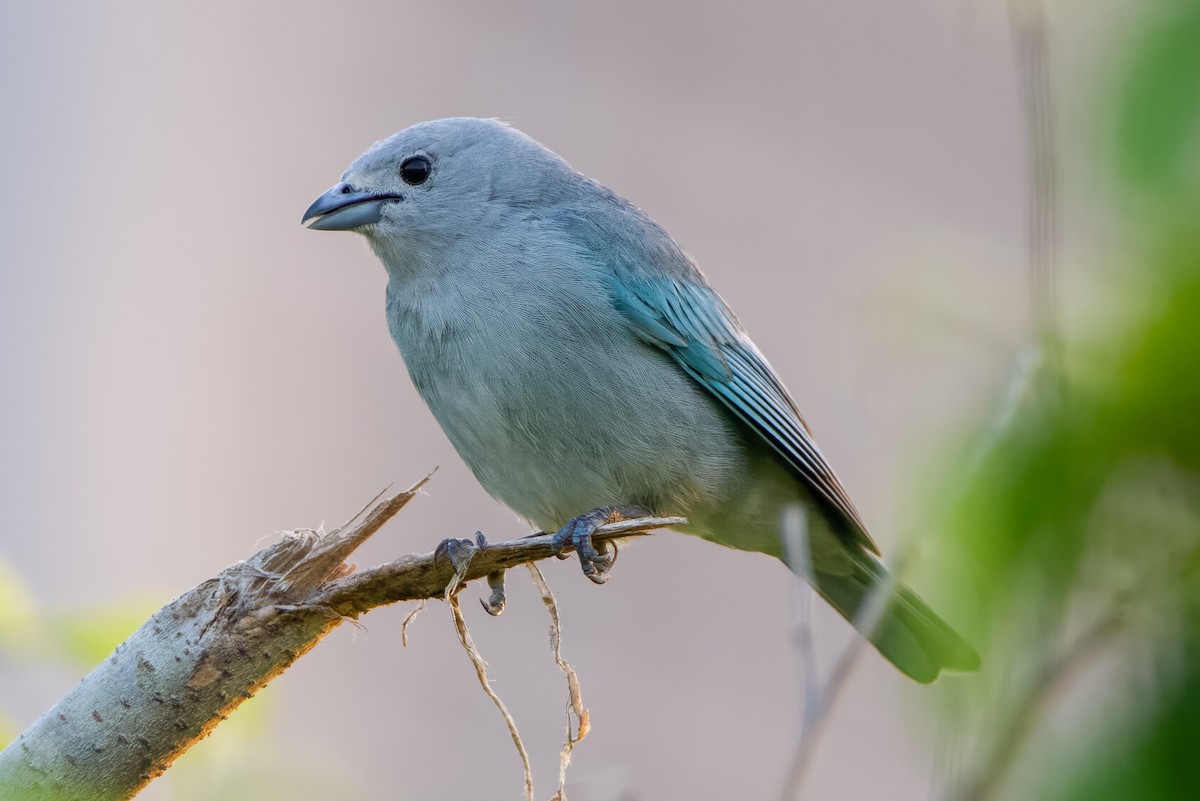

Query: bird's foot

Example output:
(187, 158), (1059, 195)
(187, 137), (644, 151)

(434, 536), (478, 577)
(549, 505), (647, 585)
(437, 532), (508, 615)
(473, 532), (507, 616)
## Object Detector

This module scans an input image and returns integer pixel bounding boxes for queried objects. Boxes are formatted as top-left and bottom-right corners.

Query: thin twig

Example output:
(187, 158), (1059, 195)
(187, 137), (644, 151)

(953, 608), (1123, 801)
(777, 541), (902, 796)
(338, 483), (396, 533)
(274, 475), (433, 595)
(444, 542), (535, 801)
(319, 516), (685, 615)
(780, 506), (820, 732)
(1010, 0), (1063, 397)
(778, 505), (819, 801)
(400, 600), (426, 647)
(527, 563), (590, 801)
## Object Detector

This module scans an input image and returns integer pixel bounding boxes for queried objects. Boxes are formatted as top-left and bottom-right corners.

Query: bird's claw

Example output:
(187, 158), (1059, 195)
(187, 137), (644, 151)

(434, 536), (477, 577)
(480, 570), (506, 615)
(550, 507), (637, 585)
(436, 533), (507, 614)
(474, 532), (507, 616)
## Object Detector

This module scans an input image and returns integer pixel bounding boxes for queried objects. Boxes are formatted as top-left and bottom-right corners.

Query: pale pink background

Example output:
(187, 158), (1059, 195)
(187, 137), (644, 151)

(0, 1), (1126, 798)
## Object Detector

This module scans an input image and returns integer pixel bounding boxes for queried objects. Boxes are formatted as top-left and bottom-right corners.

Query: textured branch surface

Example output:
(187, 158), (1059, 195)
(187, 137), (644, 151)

(0, 478), (680, 801)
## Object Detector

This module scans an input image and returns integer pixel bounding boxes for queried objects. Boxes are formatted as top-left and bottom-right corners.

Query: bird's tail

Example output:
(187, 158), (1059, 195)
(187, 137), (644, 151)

(811, 556), (979, 683)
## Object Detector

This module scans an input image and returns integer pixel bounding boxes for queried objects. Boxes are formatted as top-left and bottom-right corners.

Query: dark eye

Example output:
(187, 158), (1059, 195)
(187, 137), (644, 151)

(399, 156), (431, 185)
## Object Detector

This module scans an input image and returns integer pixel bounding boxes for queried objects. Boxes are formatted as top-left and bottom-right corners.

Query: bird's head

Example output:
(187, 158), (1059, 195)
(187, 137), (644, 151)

(303, 117), (574, 271)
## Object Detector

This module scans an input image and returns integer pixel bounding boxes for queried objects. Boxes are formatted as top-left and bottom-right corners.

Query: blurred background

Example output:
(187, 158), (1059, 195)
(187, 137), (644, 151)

(3, 0), (1198, 798)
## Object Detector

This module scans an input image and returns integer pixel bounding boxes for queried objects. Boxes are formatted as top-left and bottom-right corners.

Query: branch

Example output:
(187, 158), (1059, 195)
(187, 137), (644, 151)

(0, 477), (681, 801)
(950, 604), (1124, 801)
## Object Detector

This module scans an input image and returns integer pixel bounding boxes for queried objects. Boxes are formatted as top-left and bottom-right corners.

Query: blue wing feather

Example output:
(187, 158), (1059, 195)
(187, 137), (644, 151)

(609, 275), (879, 554)
(555, 192), (875, 552)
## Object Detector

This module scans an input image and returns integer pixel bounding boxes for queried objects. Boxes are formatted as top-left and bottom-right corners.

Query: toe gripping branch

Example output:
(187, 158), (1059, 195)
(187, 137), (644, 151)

(467, 532), (507, 616)
(434, 533), (508, 616)
(550, 505), (647, 585)
(435, 504), (651, 615)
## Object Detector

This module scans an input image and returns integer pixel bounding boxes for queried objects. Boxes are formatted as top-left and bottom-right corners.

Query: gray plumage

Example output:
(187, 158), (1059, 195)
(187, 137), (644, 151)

(304, 117), (978, 682)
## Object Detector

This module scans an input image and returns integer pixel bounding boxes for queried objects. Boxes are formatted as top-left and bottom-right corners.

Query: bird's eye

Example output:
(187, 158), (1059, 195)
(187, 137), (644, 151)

(399, 156), (431, 185)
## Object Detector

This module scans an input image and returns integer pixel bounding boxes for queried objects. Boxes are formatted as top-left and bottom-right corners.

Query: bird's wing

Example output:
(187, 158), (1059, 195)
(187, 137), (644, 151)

(609, 274), (879, 554)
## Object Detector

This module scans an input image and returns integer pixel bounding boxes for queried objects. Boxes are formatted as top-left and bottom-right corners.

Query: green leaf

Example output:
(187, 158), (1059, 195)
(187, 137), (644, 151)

(1114, 0), (1200, 199)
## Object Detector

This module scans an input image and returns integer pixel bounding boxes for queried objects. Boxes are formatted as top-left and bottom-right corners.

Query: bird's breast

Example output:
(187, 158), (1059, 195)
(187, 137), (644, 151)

(385, 270), (745, 530)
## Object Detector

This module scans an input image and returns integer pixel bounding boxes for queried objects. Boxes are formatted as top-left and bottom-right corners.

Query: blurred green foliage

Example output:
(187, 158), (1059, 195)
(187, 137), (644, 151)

(1053, 660), (1200, 801)
(49, 598), (173, 667)
(0, 558), (38, 654)
(1114, 0), (1200, 205)
(163, 690), (365, 801)
(926, 2), (1200, 799)
(0, 559), (162, 670)
(0, 564), (298, 801)
(0, 711), (15, 750)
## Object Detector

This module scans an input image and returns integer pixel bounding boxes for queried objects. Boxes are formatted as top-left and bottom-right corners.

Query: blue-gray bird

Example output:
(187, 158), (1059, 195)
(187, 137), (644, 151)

(303, 118), (978, 682)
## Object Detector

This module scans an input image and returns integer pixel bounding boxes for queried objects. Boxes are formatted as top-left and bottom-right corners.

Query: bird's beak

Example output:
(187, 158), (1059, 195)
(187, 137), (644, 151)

(302, 182), (405, 231)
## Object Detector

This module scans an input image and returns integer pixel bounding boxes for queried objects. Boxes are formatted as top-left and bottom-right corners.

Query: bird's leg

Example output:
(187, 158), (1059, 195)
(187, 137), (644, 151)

(473, 531), (507, 616)
(549, 505), (648, 585)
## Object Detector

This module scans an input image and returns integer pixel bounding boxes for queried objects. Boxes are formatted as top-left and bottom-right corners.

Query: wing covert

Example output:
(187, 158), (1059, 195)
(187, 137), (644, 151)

(609, 275), (879, 554)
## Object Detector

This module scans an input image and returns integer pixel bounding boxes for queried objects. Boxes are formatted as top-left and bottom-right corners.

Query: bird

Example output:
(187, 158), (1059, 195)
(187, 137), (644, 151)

(302, 117), (978, 682)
